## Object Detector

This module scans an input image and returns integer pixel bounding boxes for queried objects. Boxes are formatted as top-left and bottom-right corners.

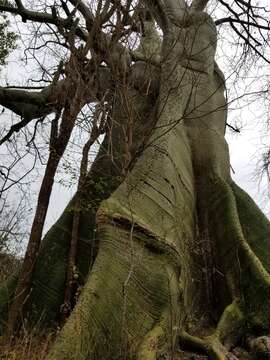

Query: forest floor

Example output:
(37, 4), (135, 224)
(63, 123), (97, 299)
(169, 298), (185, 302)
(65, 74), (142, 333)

(0, 334), (257, 360)
(0, 346), (209, 360)
(0, 341), (209, 360)
(0, 343), (206, 360)
(0, 342), (255, 359)
(0, 333), (55, 360)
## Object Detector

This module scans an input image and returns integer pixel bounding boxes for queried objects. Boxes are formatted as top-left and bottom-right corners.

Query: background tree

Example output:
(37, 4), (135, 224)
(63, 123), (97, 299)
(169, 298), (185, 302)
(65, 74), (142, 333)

(0, 194), (28, 283)
(0, 1), (25, 283)
(0, 1), (270, 359)
(0, 6), (17, 68)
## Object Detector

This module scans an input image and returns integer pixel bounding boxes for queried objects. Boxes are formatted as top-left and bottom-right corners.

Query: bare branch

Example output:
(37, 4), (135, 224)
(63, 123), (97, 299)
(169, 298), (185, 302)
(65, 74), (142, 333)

(0, 117), (33, 146)
(229, 20), (270, 65)
(0, 64), (111, 145)
(67, 0), (94, 26)
(216, 16), (270, 31)
(0, 1), (88, 41)
(215, 0), (270, 64)
(2, 62), (110, 111)
(226, 122), (240, 133)
(143, 0), (168, 31)
(0, 82), (64, 120)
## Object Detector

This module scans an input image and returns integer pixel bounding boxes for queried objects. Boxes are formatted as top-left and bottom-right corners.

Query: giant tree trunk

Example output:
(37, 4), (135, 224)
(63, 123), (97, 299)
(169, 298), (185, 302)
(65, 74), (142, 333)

(45, 14), (270, 360)
(1, 9), (270, 360)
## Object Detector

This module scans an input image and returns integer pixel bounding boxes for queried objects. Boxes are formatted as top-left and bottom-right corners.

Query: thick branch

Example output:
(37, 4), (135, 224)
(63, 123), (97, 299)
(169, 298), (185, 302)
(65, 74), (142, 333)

(0, 81), (65, 120)
(164, 0), (188, 24)
(143, 0), (168, 31)
(0, 67), (111, 144)
(67, 0), (94, 26)
(0, 66), (110, 116)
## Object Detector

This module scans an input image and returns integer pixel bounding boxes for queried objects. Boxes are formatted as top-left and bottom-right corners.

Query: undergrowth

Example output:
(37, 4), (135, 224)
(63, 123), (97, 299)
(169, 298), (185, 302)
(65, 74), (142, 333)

(0, 330), (55, 359)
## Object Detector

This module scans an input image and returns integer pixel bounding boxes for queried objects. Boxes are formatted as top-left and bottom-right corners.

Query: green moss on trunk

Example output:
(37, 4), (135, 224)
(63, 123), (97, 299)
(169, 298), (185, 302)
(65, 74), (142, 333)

(47, 224), (175, 360)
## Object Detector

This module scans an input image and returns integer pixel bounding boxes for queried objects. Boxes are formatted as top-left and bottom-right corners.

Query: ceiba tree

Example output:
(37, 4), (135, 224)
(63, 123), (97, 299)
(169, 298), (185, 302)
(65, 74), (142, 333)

(0, 0), (270, 359)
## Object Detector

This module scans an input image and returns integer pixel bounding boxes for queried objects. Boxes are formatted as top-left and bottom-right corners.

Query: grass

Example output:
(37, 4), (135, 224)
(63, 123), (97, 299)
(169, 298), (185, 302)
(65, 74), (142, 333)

(0, 330), (55, 360)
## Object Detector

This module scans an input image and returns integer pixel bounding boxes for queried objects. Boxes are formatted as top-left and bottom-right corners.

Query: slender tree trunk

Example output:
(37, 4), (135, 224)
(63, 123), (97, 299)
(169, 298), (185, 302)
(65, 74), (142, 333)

(6, 153), (60, 337)
(7, 96), (82, 336)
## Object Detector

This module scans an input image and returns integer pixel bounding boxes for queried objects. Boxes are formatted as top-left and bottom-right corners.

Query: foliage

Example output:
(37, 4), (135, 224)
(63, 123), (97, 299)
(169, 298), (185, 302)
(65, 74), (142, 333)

(0, 12), (17, 67)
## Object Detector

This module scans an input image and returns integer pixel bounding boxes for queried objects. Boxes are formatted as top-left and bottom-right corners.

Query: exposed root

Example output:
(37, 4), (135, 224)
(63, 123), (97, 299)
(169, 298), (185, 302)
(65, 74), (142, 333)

(180, 331), (238, 360)
(179, 302), (246, 359)
(215, 302), (244, 348)
(137, 323), (165, 360)
(186, 177), (270, 359)
(209, 178), (270, 328)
